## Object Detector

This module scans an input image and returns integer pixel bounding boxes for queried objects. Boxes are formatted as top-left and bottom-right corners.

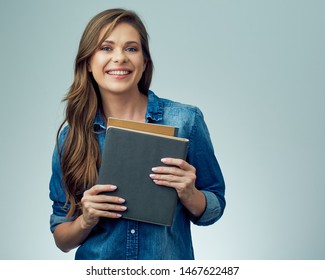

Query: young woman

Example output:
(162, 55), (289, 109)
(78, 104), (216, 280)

(49, 8), (226, 260)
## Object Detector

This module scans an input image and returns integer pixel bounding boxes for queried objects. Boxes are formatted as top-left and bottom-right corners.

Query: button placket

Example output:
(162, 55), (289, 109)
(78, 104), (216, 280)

(126, 221), (139, 260)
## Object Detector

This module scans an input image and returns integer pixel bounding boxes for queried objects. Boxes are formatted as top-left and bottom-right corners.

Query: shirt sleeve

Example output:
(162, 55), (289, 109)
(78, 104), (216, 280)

(187, 108), (226, 226)
(49, 126), (73, 233)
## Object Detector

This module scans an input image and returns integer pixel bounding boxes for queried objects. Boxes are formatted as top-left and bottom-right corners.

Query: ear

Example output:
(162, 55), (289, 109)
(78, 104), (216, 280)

(143, 59), (147, 72)
(87, 61), (92, 72)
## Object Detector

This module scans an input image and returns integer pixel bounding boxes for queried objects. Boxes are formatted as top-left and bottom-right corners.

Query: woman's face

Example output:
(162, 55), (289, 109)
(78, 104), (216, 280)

(88, 22), (146, 96)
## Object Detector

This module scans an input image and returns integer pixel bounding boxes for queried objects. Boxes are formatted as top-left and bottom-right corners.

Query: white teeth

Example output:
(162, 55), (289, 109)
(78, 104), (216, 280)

(107, 70), (130, 75)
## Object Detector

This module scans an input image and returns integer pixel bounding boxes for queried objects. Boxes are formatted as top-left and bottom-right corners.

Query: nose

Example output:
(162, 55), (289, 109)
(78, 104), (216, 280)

(113, 49), (128, 63)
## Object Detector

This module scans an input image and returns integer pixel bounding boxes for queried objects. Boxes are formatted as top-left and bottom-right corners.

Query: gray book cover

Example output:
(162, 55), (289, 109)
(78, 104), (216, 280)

(98, 126), (189, 226)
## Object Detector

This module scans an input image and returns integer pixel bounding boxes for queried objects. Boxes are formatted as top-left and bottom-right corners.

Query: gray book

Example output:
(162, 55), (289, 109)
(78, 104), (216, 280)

(98, 126), (189, 226)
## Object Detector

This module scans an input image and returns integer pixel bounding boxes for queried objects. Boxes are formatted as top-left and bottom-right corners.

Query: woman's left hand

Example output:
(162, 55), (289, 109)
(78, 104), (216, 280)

(150, 158), (196, 202)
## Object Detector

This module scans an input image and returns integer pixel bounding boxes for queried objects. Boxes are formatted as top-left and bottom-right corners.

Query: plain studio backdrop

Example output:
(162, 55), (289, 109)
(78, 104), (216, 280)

(0, 0), (324, 260)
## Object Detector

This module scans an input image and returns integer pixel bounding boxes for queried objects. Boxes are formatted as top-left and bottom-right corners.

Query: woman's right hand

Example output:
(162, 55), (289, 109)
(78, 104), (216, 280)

(80, 184), (126, 230)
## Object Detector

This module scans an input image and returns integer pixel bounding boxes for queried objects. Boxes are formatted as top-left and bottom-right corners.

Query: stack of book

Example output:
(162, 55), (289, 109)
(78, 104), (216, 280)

(97, 118), (189, 226)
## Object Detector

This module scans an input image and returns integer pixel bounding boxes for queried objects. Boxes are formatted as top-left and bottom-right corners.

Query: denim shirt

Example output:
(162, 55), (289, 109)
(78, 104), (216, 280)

(49, 90), (225, 260)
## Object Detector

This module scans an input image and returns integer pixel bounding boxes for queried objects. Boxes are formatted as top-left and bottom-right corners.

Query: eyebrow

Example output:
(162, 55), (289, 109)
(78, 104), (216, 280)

(102, 40), (140, 45)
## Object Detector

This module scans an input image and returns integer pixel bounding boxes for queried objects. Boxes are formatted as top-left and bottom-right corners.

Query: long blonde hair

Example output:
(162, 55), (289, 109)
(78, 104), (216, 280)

(57, 9), (153, 217)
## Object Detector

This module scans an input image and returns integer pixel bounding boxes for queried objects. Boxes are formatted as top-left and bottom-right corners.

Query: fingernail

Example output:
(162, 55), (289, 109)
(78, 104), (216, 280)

(110, 185), (117, 190)
(151, 167), (158, 171)
(161, 158), (167, 163)
(120, 206), (127, 210)
(118, 198), (125, 203)
(149, 174), (155, 178)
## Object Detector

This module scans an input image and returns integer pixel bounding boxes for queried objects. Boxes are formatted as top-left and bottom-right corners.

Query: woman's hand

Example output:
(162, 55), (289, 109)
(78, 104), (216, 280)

(150, 158), (206, 217)
(150, 158), (196, 201)
(80, 184), (127, 230)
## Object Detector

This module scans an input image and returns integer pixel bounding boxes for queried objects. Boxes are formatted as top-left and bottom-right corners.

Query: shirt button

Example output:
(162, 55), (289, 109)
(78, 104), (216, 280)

(130, 229), (136, 234)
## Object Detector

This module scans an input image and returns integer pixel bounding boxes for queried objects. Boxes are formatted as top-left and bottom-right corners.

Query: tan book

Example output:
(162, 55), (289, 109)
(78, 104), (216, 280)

(107, 117), (178, 137)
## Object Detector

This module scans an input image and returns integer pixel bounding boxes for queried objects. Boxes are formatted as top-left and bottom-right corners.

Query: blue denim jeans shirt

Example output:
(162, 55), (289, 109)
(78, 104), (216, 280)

(49, 90), (226, 260)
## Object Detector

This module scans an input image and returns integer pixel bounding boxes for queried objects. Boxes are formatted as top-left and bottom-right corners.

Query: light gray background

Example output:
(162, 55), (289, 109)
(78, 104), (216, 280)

(0, 0), (324, 259)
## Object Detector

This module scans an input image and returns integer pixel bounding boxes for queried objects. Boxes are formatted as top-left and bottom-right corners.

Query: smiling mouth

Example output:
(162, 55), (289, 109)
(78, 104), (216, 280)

(106, 70), (131, 76)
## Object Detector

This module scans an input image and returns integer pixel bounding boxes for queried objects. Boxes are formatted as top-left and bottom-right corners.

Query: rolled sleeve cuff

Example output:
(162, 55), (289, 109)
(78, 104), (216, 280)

(50, 213), (73, 233)
(190, 190), (222, 226)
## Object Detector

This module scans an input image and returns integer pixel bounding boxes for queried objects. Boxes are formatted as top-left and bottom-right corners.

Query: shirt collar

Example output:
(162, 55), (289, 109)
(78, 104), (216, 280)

(93, 89), (163, 131)
(94, 111), (107, 132)
(146, 90), (163, 122)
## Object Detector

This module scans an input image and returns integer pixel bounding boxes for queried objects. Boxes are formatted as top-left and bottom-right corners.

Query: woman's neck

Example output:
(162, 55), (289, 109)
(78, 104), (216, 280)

(101, 90), (148, 123)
